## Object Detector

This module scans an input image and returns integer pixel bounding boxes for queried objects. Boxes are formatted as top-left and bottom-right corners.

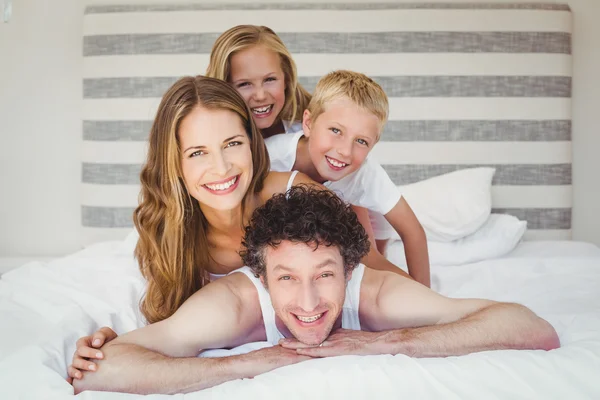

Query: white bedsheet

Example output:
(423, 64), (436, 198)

(1, 240), (600, 399)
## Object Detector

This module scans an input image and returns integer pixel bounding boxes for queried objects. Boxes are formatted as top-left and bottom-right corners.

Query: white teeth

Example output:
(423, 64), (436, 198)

(205, 176), (237, 191)
(296, 313), (323, 323)
(252, 105), (272, 115)
(326, 157), (347, 168)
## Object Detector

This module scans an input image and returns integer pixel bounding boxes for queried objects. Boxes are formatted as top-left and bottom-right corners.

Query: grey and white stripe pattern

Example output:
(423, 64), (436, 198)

(81, 2), (573, 245)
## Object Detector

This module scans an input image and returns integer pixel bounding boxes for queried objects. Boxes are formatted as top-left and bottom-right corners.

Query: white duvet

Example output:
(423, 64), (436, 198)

(1, 240), (600, 399)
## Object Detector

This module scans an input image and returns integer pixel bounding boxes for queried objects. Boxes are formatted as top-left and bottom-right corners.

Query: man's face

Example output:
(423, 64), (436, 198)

(263, 241), (349, 346)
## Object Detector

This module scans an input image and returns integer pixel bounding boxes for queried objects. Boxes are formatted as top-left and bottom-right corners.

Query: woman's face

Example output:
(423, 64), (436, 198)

(179, 106), (253, 211)
(229, 45), (286, 132)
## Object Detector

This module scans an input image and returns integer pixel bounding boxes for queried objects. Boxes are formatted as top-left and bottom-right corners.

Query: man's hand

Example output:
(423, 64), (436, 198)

(279, 329), (387, 357)
(237, 345), (314, 377)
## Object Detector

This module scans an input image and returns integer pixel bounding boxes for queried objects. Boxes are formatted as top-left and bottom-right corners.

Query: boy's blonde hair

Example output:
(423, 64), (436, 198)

(206, 25), (311, 125)
(307, 70), (389, 132)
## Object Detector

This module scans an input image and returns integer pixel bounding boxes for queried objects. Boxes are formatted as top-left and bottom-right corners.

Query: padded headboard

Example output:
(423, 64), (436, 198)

(81, 2), (572, 246)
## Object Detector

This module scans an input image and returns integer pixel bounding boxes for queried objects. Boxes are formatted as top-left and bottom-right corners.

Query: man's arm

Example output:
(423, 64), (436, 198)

(74, 340), (309, 395)
(73, 273), (307, 395)
(370, 273), (560, 356)
(384, 197), (431, 287)
(282, 270), (559, 357)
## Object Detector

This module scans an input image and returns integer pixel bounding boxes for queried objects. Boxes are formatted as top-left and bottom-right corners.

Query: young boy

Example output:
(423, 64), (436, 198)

(264, 70), (430, 287)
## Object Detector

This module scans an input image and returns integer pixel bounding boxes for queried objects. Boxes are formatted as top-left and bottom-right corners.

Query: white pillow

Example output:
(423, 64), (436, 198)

(386, 213), (527, 267)
(401, 167), (495, 242)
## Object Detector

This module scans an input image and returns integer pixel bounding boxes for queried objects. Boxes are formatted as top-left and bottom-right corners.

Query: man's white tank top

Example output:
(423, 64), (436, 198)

(231, 264), (365, 345)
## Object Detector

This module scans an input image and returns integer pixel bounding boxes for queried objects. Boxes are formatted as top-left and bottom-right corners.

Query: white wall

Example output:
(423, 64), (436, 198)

(1, 0), (599, 257)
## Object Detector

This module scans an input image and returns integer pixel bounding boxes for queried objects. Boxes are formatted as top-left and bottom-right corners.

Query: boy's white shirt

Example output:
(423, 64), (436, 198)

(264, 131), (401, 225)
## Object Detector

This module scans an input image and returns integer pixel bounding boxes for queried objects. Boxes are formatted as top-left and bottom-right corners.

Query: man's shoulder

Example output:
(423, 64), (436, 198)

(359, 267), (388, 299)
(358, 267), (411, 328)
(215, 269), (259, 302)
(189, 269), (260, 316)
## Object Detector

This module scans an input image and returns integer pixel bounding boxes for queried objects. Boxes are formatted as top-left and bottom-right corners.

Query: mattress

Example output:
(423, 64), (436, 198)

(0, 239), (599, 399)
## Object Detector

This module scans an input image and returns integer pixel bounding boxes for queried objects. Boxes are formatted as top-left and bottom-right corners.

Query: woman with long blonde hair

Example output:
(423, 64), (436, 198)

(67, 75), (319, 380)
(206, 25), (312, 138)
(134, 75), (270, 324)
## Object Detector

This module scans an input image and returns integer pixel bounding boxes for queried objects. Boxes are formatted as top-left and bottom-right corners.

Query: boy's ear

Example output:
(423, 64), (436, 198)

(302, 109), (312, 137)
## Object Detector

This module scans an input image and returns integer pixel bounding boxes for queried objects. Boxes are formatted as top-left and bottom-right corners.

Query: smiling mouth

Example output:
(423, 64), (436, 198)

(294, 312), (326, 324)
(203, 175), (238, 191)
(251, 104), (273, 116)
(326, 156), (348, 169)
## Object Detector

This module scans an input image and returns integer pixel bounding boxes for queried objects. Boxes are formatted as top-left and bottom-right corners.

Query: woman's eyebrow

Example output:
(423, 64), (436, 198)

(222, 135), (244, 143)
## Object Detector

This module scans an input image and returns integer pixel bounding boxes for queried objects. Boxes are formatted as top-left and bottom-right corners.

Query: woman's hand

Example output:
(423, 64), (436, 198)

(67, 327), (118, 382)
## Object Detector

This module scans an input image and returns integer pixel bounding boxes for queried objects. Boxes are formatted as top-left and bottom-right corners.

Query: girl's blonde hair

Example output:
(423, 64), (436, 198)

(206, 25), (311, 126)
(134, 75), (270, 324)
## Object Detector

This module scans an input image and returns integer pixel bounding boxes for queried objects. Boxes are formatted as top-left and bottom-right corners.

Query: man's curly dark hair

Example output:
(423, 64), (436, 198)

(241, 185), (370, 277)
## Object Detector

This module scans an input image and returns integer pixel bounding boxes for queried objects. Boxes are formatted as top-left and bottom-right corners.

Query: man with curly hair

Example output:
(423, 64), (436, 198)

(74, 186), (559, 395)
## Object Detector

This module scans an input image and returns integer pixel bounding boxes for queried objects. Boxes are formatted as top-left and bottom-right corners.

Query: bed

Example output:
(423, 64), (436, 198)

(3, 2), (600, 399)
(1, 239), (600, 399)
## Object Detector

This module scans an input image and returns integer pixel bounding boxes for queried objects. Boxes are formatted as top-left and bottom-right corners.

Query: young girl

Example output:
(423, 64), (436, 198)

(206, 25), (311, 138)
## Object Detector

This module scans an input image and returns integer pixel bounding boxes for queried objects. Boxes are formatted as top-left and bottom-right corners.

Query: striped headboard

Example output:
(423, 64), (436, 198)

(82, 2), (572, 246)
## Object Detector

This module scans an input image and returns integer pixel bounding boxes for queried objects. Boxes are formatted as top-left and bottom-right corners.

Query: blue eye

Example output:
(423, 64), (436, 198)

(356, 138), (369, 147)
(265, 77), (276, 82)
(279, 275), (291, 281)
(330, 128), (341, 135)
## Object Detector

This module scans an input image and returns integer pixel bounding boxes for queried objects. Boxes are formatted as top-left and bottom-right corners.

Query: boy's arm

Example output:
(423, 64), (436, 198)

(74, 274), (306, 394)
(385, 197), (431, 287)
(323, 157), (430, 286)
(270, 171), (414, 280)
(353, 205), (413, 280)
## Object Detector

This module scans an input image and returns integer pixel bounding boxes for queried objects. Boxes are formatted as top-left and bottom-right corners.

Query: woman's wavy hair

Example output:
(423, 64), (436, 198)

(134, 75), (270, 324)
(206, 25), (311, 126)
